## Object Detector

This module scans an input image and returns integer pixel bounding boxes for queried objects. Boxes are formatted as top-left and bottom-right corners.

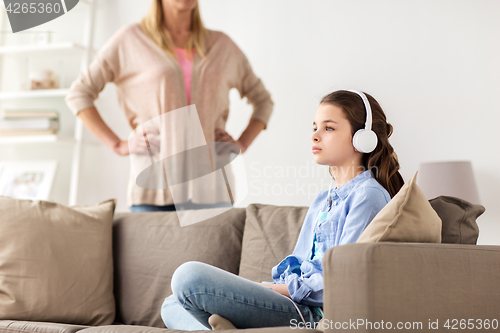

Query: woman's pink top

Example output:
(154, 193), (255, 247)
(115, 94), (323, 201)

(175, 47), (195, 105)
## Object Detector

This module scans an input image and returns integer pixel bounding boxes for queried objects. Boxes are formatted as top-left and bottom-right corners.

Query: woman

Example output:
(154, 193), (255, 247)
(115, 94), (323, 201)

(160, 90), (404, 329)
(65, 0), (273, 212)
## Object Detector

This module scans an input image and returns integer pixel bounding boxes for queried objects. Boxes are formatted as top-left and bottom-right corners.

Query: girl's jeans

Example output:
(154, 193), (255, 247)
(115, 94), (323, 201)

(161, 261), (322, 330)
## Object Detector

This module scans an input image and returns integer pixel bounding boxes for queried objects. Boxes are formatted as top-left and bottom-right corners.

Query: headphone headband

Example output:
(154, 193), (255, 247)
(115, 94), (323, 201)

(346, 89), (378, 153)
(347, 90), (372, 131)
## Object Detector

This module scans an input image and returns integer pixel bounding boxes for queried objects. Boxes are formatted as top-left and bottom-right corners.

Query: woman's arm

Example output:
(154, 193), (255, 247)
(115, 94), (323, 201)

(238, 118), (266, 152)
(235, 57), (273, 129)
(78, 106), (127, 155)
(215, 118), (265, 153)
(66, 26), (158, 156)
(77, 106), (160, 156)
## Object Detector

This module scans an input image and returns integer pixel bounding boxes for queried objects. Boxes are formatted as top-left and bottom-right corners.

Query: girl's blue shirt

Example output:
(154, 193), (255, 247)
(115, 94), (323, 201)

(267, 169), (391, 307)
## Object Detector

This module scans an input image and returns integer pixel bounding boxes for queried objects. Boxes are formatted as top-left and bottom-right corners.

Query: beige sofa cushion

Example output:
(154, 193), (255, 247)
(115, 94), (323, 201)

(238, 204), (308, 283)
(0, 320), (88, 333)
(430, 196), (485, 244)
(357, 172), (442, 243)
(78, 325), (322, 333)
(112, 208), (246, 328)
(0, 197), (116, 326)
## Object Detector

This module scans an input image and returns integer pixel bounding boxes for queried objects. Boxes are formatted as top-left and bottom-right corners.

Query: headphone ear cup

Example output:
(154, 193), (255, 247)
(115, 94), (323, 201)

(353, 129), (378, 153)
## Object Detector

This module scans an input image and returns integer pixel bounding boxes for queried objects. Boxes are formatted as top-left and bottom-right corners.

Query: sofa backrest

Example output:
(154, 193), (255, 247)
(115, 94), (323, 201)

(112, 208), (246, 328)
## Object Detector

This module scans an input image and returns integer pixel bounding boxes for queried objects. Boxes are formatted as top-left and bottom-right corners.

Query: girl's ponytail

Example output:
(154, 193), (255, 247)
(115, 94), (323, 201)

(321, 90), (404, 198)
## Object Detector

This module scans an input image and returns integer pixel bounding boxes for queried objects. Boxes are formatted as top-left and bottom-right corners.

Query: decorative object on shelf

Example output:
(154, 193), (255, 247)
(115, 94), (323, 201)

(0, 109), (59, 136)
(29, 70), (60, 90)
(417, 160), (481, 204)
(0, 160), (57, 200)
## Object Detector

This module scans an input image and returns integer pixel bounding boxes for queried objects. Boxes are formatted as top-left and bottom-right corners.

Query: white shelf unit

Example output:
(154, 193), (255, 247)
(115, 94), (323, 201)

(0, 89), (70, 100)
(0, 134), (75, 144)
(0, 42), (86, 54)
(0, 0), (97, 206)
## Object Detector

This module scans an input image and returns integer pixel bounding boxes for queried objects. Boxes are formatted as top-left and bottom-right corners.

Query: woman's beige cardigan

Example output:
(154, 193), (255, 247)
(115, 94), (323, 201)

(65, 23), (273, 207)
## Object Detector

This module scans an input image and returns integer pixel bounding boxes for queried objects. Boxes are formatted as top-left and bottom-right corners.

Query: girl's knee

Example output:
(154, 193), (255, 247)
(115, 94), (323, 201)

(171, 261), (209, 296)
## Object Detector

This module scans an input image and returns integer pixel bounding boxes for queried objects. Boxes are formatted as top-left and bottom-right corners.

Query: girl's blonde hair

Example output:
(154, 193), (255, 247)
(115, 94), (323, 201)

(321, 90), (404, 198)
(140, 0), (208, 60)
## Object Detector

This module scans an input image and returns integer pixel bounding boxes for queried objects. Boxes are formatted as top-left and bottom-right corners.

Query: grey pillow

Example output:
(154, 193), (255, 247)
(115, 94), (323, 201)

(112, 208), (246, 328)
(238, 204), (308, 283)
(429, 196), (485, 244)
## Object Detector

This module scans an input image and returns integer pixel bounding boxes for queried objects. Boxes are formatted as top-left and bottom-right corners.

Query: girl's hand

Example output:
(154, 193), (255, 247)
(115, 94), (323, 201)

(258, 282), (291, 298)
(215, 129), (246, 154)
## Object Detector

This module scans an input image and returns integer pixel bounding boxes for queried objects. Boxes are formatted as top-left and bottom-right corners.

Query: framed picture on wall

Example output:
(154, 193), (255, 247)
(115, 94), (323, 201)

(0, 161), (57, 201)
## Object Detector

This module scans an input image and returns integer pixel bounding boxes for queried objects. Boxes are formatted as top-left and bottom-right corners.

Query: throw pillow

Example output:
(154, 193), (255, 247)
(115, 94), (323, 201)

(238, 204), (308, 283)
(112, 207), (246, 328)
(430, 196), (485, 244)
(0, 197), (116, 326)
(356, 172), (442, 243)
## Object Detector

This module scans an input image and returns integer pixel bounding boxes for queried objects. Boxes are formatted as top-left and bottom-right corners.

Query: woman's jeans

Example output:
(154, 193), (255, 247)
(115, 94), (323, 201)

(161, 261), (322, 330)
(130, 201), (232, 212)
(130, 204), (176, 212)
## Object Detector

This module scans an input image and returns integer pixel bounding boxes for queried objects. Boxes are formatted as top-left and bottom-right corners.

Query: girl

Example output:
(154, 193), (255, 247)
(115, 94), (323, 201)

(160, 90), (404, 330)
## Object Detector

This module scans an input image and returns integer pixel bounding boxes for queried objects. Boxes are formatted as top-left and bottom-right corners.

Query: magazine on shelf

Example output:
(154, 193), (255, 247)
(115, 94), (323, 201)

(1, 110), (59, 119)
(0, 109), (60, 135)
(0, 118), (59, 131)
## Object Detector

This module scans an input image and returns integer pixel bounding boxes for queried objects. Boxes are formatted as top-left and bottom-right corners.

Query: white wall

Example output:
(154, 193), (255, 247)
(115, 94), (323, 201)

(6, 1), (498, 244)
(199, 0), (500, 245)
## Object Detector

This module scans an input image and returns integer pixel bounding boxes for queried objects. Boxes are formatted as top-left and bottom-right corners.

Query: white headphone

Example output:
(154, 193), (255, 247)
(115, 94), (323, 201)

(347, 90), (378, 153)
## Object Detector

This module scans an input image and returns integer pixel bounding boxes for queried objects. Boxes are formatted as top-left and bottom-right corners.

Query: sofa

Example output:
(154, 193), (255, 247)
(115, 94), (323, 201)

(0, 197), (498, 333)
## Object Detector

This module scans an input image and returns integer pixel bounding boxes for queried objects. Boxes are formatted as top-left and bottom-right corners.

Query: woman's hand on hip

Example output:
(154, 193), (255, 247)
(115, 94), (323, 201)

(113, 141), (130, 156)
(114, 127), (161, 156)
(76, 107), (160, 157)
(215, 129), (246, 154)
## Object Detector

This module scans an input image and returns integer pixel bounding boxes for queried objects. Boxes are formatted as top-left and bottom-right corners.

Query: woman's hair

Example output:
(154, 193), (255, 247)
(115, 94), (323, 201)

(321, 90), (404, 198)
(140, 0), (208, 59)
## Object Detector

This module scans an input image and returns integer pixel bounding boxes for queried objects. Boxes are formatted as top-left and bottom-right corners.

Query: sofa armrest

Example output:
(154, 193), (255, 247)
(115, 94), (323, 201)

(322, 242), (500, 332)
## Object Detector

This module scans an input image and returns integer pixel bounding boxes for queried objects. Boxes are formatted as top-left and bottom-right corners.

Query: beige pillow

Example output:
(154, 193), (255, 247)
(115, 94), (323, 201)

(357, 172), (442, 243)
(112, 208), (246, 328)
(0, 197), (116, 326)
(238, 204), (308, 283)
